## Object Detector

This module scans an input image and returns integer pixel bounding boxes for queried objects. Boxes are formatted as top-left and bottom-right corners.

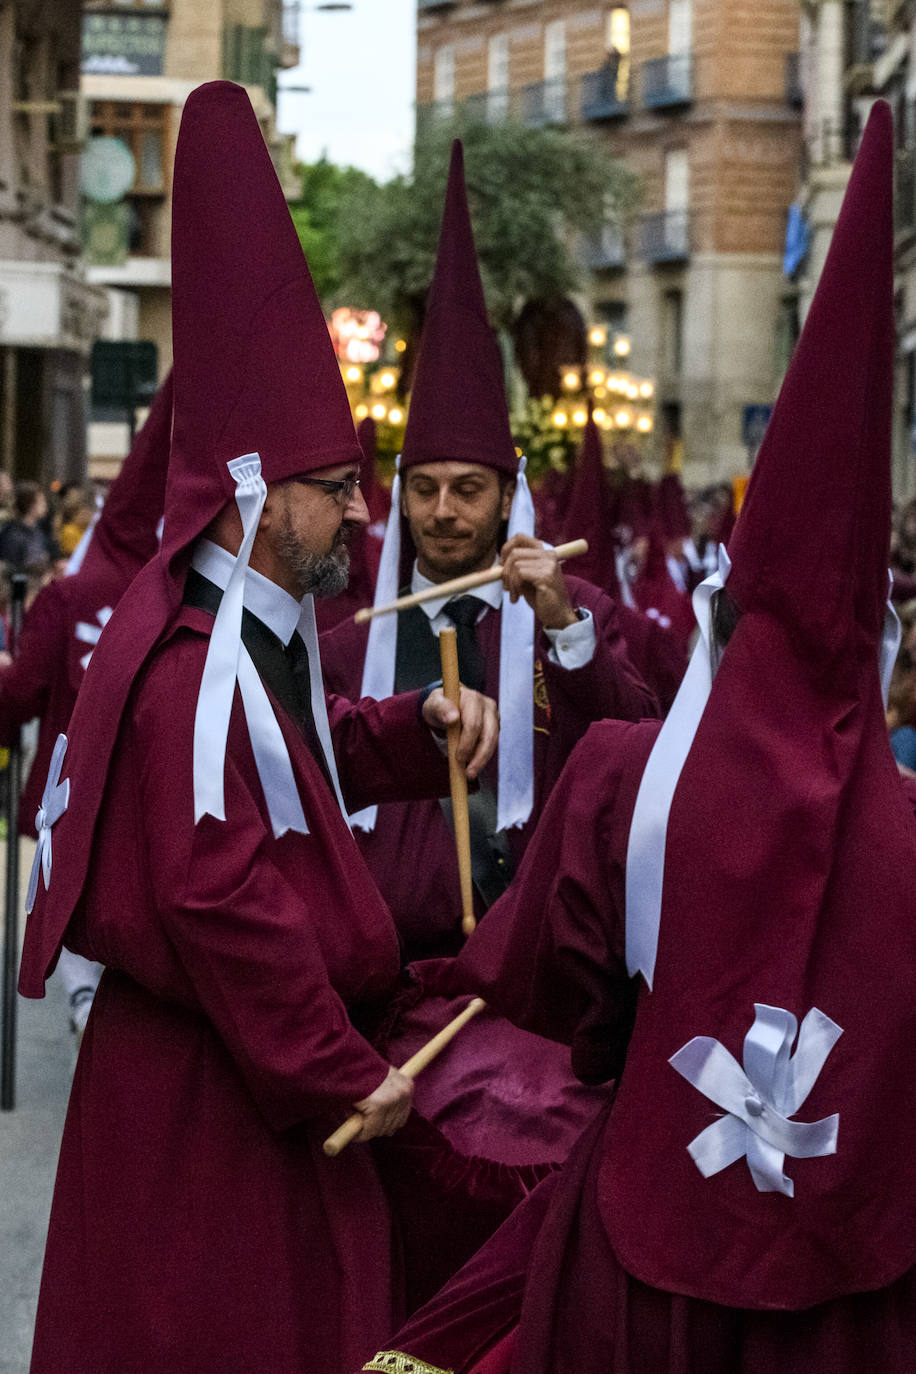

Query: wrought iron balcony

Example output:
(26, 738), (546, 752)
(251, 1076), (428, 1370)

(521, 78), (567, 128)
(580, 67), (629, 121)
(640, 210), (690, 264)
(583, 224), (626, 270)
(785, 52), (802, 107)
(641, 53), (693, 110)
(462, 89), (511, 125)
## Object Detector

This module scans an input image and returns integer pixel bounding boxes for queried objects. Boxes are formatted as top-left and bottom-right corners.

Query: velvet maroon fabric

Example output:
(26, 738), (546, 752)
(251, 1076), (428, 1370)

(27, 607), (455, 1372)
(655, 472), (691, 542)
(0, 373), (172, 835)
(533, 465), (573, 546)
(369, 957), (606, 1311)
(357, 416), (392, 527)
(20, 82), (455, 1372)
(559, 414), (620, 593)
(320, 575), (658, 961)
(164, 82), (362, 577)
(400, 141), (517, 474)
(79, 370), (173, 582)
(458, 102), (916, 1314)
(630, 522), (695, 650)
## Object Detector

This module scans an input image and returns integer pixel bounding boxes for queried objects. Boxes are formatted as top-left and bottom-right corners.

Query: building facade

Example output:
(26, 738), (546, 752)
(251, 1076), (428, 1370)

(81, 0), (299, 475)
(0, 0), (107, 483)
(417, 0), (804, 483)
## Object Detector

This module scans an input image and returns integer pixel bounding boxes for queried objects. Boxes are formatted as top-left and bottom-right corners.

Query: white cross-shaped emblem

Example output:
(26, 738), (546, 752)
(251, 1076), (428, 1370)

(75, 606), (113, 670)
(25, 733), (70, 914)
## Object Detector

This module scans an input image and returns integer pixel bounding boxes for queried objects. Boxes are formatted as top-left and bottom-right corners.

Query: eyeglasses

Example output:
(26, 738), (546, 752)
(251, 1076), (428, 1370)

(291, 474), (361, 505)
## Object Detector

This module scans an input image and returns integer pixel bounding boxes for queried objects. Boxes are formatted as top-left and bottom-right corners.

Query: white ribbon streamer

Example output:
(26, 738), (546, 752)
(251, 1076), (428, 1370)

(297, 594), (350, 827)
(497, 456), (536, 830)
(880, 570), (901, 709)
(235, 646), (308, 839)
(625, 544), (732, 988)
(351, 460), (402, 830)
(669, 1003), (842, 1197)
(25, 732), (70, 915)
(192, 455), (313, 838)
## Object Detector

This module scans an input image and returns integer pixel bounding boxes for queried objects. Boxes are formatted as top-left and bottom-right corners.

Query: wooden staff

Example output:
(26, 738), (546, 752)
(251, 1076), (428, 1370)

(354, 538), (589, 623)
(322, 997), (486, 1157)
(438, 625), (476, 937)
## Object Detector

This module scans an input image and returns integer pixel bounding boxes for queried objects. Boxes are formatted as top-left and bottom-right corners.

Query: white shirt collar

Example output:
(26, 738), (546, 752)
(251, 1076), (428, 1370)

(410, 559), (503, 622)
(191, 538), (302, 647)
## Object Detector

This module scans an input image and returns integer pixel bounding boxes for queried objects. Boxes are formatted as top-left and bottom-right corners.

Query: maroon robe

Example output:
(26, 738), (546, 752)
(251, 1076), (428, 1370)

(320, 574), (658, 960)
(27, 602), (452, 1374)
(0, 375), (172, 834)
(362, 719), (916, 1373)
(0, 567), (138, 834)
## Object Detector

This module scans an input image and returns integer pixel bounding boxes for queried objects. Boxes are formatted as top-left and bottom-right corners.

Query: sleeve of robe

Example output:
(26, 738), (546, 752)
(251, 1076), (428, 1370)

(132, 637), (395, 1132)
(540, 582), (659, 746)
(327, 687), (452, 813)
(455, 719), (649, 1086)
(0, 582), (62, 741)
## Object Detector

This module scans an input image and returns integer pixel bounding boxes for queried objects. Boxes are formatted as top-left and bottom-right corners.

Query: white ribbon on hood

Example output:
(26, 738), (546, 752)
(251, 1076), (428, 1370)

(193, 455), (308, 839)
(880, 571), (902, 709)
(669, 1003), (842, 1197)
(624, 544), (732, 988)
(25, 732), (70, 914)
(352, 455), (537, 833)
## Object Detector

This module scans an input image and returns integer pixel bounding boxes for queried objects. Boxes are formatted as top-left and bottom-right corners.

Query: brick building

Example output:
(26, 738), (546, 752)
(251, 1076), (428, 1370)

(417, 0), (804, 482)
(82, 0), (299, 474)
(0, 0), (106, 483)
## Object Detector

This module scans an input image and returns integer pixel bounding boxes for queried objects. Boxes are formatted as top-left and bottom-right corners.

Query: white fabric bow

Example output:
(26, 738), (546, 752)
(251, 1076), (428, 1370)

(25, 732), (70, 914)
(624, 544), (732, 988)
(669, 1003), (842, 1197)
(193, 455), (308, 839)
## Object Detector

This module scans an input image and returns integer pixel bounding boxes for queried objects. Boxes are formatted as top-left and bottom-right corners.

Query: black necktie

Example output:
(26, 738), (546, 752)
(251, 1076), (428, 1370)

(284, 631), (335, 791)
(442, 596), (488, 693)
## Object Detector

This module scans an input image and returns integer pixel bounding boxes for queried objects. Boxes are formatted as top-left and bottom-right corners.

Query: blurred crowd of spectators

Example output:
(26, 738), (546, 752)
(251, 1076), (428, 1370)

(0, 475), (97, 656)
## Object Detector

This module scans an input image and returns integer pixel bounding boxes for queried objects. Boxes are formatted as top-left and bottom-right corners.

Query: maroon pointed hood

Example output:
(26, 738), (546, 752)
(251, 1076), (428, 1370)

(357, 416), (391, 526)
(561, 411), (620, 595)
(600, 102), (916, 1312)
(655, 471), (691, 542)
(726, 100), (894, 673)
(400, 140), (516, 474)
(163, 80), (361, 578)
(20, 81), (361, 997)
(80, 371), (173, 582)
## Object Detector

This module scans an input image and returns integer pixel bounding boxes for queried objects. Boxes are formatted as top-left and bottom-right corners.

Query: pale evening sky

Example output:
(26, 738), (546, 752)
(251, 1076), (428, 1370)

(276, 0), (418, 183)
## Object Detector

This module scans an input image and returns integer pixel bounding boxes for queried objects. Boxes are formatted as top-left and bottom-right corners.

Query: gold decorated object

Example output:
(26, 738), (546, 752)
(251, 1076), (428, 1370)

(363, 1353), (454, 1374)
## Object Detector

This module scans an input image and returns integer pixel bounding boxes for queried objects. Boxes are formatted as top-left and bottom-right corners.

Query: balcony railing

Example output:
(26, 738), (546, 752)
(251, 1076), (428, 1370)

(580, 67), (629, 121)
(583, 224), (626, 270)
(640, 210), (690, 264)
(418, 0), (457, 10)
(641, 53), (693, 110)
(785, 52), (802, 107)
(520, 78), (567, 128)
(462, 89), (511, 125)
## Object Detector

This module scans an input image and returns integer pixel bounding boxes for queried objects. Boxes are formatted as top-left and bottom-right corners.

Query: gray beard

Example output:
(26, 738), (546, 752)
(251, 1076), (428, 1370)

(274, 523), (351, 600)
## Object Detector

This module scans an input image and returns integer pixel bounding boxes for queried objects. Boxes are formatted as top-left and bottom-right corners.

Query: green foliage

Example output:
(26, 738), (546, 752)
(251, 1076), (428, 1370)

(512, 395), (578, 479)
(289, 156), (380, 302)
(334, 114), (641, 332)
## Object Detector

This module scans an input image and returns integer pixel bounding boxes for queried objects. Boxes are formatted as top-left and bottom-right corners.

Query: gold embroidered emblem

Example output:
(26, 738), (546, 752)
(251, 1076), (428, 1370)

(363, 1353), (454, 1374)
(533, 656), (551, 735)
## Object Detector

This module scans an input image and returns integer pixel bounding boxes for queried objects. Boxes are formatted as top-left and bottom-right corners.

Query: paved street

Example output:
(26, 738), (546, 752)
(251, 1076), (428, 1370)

(0, 838), (73, 1374)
